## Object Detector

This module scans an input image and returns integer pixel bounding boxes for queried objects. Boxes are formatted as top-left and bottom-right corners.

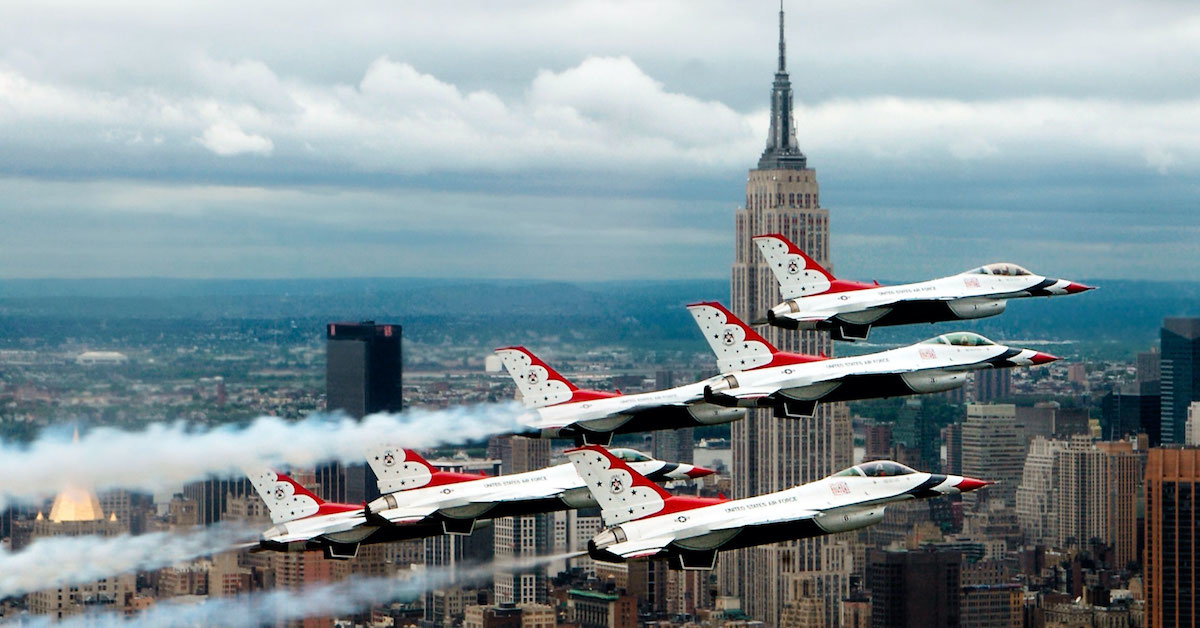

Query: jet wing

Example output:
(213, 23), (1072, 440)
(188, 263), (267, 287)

(374, 504), (441, 525)
(604, 536), (677, 560)
(703, 508), (821, 532)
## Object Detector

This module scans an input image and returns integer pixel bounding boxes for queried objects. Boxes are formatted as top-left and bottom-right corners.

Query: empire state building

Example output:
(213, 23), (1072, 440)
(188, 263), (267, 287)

(725, 4), (853, 626)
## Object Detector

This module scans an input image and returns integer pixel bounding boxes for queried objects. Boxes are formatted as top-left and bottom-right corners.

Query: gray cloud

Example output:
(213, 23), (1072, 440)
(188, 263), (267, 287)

(0, 0), (1196, 280)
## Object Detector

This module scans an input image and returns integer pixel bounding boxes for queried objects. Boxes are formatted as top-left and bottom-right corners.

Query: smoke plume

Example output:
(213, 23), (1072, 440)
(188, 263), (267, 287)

(37, 551), (586, 627)
(0, 403), (527, 508)
(0, 523), (259, 599)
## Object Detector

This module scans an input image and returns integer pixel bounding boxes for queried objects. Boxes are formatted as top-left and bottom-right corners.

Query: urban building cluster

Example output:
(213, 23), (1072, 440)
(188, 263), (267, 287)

(2, 7), (1199, 628)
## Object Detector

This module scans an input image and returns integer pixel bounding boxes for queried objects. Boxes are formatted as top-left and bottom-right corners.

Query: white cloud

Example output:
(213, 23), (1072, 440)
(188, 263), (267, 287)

(196, 120), (274, 156)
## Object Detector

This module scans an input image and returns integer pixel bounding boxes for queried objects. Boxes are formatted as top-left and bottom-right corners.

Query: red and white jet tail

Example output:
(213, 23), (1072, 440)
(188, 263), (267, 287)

(366, 447), (437, 493)
(753, 233), (837, 299)
(246, 468), (346, 524)
(567, 445), (721, 527)
(687, 301), (826, 373)
(366, 447), (488, 494)
(495, 346), (618, 408)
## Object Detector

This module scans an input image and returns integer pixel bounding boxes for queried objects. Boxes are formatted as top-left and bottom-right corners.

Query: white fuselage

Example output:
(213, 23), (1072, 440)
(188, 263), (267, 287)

(706, 341), (1039, 403)
(596, 471), (964, 560)
(772, 271), (1083, 332)
(518, 382), (745, 441)
(369, 459), (703, 522)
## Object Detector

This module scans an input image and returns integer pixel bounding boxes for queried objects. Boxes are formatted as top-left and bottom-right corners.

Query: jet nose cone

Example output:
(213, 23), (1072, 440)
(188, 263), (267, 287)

(1030, 352), (1059, 365)
(955, 477), (993, 493)
(1064, 282), (1095, 294)
(687, 465), (717, 479)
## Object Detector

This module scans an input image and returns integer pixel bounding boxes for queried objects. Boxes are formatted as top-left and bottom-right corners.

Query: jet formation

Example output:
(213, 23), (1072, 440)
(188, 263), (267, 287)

(245, 235), (1088, 570)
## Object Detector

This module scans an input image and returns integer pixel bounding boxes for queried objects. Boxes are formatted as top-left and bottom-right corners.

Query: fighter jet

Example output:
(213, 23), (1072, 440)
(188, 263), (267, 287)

(246, 468), (440, 560)
(688, 301), (1056, 418)
(752, 233), (1094, 340)
(568, 445), (990, 570)
(495, 346), (746, 445)
(364, 447), (713, 532)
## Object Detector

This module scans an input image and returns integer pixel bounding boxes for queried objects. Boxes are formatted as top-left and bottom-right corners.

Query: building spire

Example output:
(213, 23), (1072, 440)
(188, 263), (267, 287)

(778, 0), (786, 73)
(758, 1), (807, 171)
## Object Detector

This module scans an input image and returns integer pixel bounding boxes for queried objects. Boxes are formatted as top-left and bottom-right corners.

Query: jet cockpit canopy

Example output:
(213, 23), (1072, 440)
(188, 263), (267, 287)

(921, 332), (996, 347)
(609, 448), (652, 463)
(969, 262), (1032, 276)
(832, 460), (918, 478)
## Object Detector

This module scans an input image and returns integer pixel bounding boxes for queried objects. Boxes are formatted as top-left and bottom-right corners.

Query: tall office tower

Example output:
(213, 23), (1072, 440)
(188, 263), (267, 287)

(961, 404), (1025, 510)
(1101, 387), (1161, 443)
(1138, 348), (1162, 393)
(182, 477), (249, 526)
(725, 5), (852, 625)
(1145, 448), (1200, 627)
(1015, 436), (1138, 564)
(867, 549), (961, 628)
(892, 399), (939, 471)
(972, 368), (1011, 403)
(1187, 402), (1200, 446)
(651, 428), (695, 465)
(493, 435), (552, 604)
(1160, 317), (1200, 444)
(322, 321), (402, 503)
(942, 423), (963, 475)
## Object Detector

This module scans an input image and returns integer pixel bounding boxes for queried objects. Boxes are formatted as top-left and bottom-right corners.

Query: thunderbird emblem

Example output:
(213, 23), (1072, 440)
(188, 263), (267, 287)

(528, 372), (539, 385)
(273, 486), (286, 501)
(610, 478), (624, 494)
(383, 451), (396, 466)
(723, 329), (737, 345)
(787, 259), (800, 274)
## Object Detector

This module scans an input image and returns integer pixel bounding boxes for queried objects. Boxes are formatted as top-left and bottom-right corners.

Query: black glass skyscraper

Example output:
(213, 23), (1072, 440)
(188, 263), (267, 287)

(321, 321), (403, 503)
(1160, 317), (1200, 444)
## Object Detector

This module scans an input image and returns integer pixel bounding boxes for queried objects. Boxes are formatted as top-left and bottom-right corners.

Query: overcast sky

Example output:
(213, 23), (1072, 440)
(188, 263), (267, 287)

(1, 0), (1197, 281)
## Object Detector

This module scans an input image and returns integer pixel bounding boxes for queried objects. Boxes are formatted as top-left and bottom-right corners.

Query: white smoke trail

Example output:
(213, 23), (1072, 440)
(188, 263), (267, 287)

(39, 550), (587, 627)
(0, 403), (527, 508)
(0, 523), (259, 599)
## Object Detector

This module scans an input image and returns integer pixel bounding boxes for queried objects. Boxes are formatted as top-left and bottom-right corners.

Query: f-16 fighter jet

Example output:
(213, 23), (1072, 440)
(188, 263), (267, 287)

(363, 447), (713, 534)
(247, 468), (440, 560)
(568, 445), (990, 570)
(752, 233), (1094, 340)
(688, 301), (1056, 418)
(495, 346), (746, 445)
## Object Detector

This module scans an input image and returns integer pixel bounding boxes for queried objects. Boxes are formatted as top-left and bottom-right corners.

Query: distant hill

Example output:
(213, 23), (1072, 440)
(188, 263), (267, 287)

(0, 277), (1195, 357)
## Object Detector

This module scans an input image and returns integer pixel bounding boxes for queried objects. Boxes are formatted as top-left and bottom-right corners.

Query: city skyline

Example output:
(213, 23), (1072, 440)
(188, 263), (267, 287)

(0, 1), (1197, 281)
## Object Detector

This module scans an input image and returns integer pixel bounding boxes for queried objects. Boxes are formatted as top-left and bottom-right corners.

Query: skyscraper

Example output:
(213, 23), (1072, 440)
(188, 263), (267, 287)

(961, 404), (1025, 510)
(867, 549), (961, 628)
(1145, 448), (1200, 627)
(1160, 317), (1200, 444)
(322, 321), (402, 503)
(725, 5), (852, 625)
(491, 436), (552, 605)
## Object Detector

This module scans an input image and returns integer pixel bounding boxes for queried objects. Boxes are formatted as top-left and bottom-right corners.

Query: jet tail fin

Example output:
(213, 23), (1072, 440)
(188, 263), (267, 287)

(568, 446), (724, 527)
(495, 346), (618, 408)
(366, 447), (439, 493)
(246, 468), (326, 524)
(567, 446), (674, 526)
(752, 233), (837, 299)
(687, 302), (824, 372)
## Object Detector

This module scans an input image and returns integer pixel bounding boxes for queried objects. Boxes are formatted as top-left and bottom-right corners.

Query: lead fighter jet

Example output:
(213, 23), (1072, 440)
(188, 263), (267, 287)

(688, 302), (1056, 418)
(495, 346), (746, 445)
(364, 447), (712, 533)
(752, 233), (1093, 340)
(568, 445), (990, 570)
